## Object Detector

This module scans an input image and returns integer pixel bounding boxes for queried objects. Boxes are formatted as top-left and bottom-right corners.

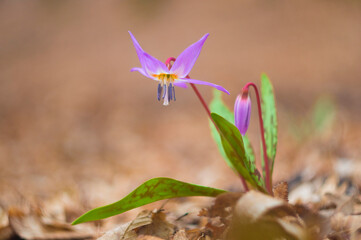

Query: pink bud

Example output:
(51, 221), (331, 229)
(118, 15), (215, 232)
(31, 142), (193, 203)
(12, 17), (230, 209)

(234, 89), (251, 135)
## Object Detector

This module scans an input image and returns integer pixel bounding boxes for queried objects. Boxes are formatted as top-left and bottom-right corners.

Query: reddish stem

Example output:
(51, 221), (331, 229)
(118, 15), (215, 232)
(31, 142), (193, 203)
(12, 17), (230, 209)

(243, 82), (272, 195)
(165, 57), (249, 192)
(240, 176), (249, 191)
(189, 83), (211, 119)
(166, 57), (212, 118)
(190, 81), (249, 192)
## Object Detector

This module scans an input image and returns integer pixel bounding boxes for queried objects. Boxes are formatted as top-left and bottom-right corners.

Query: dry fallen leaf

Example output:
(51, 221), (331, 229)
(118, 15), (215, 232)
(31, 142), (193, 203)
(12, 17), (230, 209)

(273, 181), (289, 202)
(235, 191), (294, 220)
(41, 191), (84, 224)
(185, 228), (211, 240)
(136, 235), (164, 240)
(0, 206), (13, 240)
(136, 210), (174, 239)
(328, 212), (361, 240)
(198, 192), (242, 239)
(202, 192), (243, 220)
(228, 190), (310, 240)
(97, 210), (153, 240)
(8, 207), (93, 240)
(172, 229), (188, 240)
(98, 209), (174, 240)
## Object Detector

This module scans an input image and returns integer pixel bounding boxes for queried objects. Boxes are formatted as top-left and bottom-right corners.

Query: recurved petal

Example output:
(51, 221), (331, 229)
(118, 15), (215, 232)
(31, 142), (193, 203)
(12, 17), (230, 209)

(234, 94), (251, 135)
(170, 34), (209, 78)
(178, 78), (230, 94)
(173, 81), (188, 88)
(130, 67), (148, 77)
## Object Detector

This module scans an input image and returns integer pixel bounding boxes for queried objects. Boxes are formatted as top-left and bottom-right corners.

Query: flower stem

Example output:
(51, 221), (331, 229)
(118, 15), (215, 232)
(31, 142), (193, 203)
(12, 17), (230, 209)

(243, 82), (272, 195)
(189, 82), (249, 191)
(189, 83), (211, 119)
(165, 57), (249, 192)
(166, 58), (213, 118)
(194, 83), (250, 191)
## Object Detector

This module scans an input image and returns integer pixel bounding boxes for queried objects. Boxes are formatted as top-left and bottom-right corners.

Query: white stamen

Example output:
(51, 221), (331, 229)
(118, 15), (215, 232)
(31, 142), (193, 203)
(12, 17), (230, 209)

(163, 86), (169, 106)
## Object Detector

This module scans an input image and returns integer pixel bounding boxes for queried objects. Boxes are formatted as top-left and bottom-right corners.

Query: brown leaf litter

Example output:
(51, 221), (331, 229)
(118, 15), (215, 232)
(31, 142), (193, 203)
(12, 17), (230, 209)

(0, 175), (360, 240)
(0, 193), (95, 240)
(97, 209), (174, 240)
(93, 174), (360, 240)
(8, 207), (93, 240)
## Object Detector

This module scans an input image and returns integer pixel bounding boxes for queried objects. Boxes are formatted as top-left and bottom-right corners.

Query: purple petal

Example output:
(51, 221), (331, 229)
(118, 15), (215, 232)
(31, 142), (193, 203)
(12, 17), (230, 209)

(129, 31), (148, 74)
(173, 81), (188, 88)
(234, 95), (251, 135)
(170, 34), (209, 78)
(142, 52), (169, 76)
(178, 78), (230, 95)
(129, 31), (169, 77)
(130, 67), (148, 77)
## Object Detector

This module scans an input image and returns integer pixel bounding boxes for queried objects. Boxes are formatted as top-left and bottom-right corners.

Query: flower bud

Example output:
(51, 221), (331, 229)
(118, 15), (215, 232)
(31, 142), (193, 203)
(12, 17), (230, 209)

(234, 88), (251, 135)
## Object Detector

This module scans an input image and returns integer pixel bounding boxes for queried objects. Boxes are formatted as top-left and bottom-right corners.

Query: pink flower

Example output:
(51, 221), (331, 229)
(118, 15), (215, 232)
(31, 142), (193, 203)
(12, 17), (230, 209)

(234, 89), (251, 135)
(129, 31), (229, 106)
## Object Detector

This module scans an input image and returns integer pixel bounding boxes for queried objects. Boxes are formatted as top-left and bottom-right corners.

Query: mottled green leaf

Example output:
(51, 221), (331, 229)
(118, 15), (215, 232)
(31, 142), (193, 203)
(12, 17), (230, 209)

(72, 178), (226, 224)
(260, 74), (278, 174)
(243, 136), (256, 174)
(211, 113), (266, 193)
(209, 90), (256, 177)
(209, 90), (234, 166)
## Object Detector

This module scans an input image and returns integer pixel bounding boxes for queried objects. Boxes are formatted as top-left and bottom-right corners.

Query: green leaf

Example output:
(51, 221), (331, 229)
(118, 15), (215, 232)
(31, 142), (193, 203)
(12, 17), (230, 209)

(211, 113), (266, 193)
(243, 135), (256, 174)
(209, 90), (256, 175)
(209, 90), (236, 168)
(72, 178), (226, 224)
(260, 74), (278, 174)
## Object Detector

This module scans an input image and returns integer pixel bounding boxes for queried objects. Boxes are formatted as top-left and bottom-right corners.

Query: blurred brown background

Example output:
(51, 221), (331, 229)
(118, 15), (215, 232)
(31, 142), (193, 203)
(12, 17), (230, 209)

(0, 0), (360, 221)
